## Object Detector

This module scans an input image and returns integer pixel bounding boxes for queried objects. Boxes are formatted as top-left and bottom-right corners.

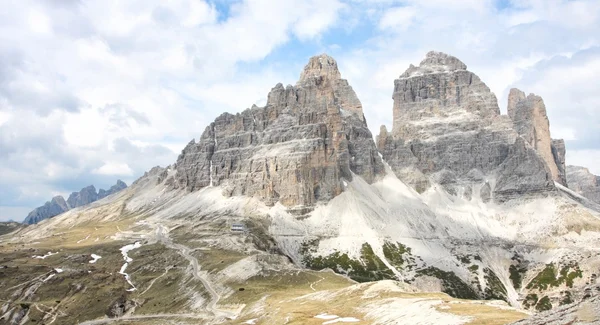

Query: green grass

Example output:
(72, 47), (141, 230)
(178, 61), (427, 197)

(526, 263), (583, 290)
(303, 242), (396, 282)
(416, 267), (479, 300)
(535, 296), (552, 312)
(522, 293), (538, 309)
(560, 291), (573, 306)
(382, 241), (415, 271)
(483, 268), (507, 301)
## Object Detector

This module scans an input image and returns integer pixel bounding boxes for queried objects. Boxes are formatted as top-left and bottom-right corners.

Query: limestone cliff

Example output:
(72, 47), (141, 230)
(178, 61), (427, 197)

(507, 88), (567, 186)
(378, 51), (555, 200)
(172, 54), (385, 212)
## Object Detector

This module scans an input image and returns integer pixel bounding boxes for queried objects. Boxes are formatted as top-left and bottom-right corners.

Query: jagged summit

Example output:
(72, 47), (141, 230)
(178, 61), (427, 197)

(172, 53), (382, 211)
(381, 51), (555, 198)
(400, 51), (468, 78)
(23, 180), (128, 224)
(297, 53), (342, 85)
(4, 51), (600, 325)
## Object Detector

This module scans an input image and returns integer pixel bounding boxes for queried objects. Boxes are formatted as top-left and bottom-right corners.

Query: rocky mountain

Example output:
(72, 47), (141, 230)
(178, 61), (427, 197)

(23, 180), (128, 225)
(507, 88), (567, 186)
(2, 53), (599, 325)
(98, 179), (127, 200)
(377, 51), (555, 201)
(21, 196), (70, 225)
(567, 165), (600, 204)
(170, 54), (384, 212)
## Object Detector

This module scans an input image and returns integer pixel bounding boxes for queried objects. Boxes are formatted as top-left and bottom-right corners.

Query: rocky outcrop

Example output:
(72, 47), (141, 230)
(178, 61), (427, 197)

(507, 88), (567, 185)
(494, 137), (554, 201)
(378, 51), (555, 200)
(23, 196), (70, 225)
(510, 285), (600, 325)
(23, 180), (127, 224)
(67, 185), (99, 208)
(551, 139), (567, 185)
(567, 165), (600, 204)
(98, 180), (127, 200)
(171, 54), (384, 211)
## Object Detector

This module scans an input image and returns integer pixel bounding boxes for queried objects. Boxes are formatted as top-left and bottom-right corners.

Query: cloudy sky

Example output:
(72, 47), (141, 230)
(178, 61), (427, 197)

(1, 0), (599, 221)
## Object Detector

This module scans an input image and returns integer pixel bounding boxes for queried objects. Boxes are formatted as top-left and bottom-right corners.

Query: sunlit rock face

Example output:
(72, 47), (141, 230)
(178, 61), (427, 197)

(378, 51), (555, 200)
(173, 54), (384, 211)
(507, 88), (567, 186)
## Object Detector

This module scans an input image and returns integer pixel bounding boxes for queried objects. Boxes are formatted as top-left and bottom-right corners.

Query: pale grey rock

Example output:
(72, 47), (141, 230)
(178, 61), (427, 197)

(510, 285), (600, 325)
(98, 180), (128, 199)
(507, 88), (567, 185)
(377, 51), (556, 201)
(67, 185), (98, 208)
(494, 137), (555, 202)
(567, 165), (600, 204)
(172, 54), (384, 211)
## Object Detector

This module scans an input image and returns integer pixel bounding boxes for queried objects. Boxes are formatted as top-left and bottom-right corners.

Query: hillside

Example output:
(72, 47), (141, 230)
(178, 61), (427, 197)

(1, 52), (599, 325)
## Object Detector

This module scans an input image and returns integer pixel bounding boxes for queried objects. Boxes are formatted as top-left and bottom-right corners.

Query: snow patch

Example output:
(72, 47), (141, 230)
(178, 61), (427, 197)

(33, 252), (57, 259)
(323, 317), (360, 324)
(243, 319), (258, 324)
(118, 242), (142, 291)
(54, 268), (63, 273)
(77, 234), (90, 244)
(315, 314), (339, 320)
(89, 254), (102, 264)
(315, 314), (360, 324)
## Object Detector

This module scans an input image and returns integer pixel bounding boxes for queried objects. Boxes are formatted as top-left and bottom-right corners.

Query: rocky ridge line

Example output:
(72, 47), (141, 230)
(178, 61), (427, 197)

(567, 165), (600, 204)
(23, 180), (127, 224)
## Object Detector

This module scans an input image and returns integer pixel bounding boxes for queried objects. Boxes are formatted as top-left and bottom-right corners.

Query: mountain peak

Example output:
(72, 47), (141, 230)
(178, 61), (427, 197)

(400, 51), (467, 78)
(297, 53), (341, 85)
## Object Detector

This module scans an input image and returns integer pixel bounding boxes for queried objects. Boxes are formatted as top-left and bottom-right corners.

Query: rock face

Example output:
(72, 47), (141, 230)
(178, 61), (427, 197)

(172, 54), (384, 211)
(23, 196), (69, 225)
(378, 51), (555, 200)
(23, 180), (128, 224)
(567, 165), (600, 204)
(507, 88), (567, 186)
(67, 185), (99, 208)
(510, 285), (600, 325)
(98, 180), (128, 200)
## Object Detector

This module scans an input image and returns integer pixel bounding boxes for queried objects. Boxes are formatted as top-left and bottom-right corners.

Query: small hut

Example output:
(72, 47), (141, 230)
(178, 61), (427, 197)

(230, 223), (246, 232)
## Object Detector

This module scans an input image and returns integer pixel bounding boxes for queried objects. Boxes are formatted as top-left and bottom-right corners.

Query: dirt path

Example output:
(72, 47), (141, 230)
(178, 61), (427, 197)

(78, 312), (212, 325)
(153, 223), (235, 319)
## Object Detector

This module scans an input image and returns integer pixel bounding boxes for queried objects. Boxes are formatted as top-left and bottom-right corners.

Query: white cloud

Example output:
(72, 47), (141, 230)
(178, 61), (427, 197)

(0, 0), (599, 221)
(568, 150), (600, 175)
(379, 6), (417, 30)
(93, 162), (134, 176)
(27, 9), (52, 34)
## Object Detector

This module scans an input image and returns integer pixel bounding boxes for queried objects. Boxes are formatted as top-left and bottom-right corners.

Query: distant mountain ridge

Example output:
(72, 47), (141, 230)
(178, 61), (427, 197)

(567, 165), (600, 204)
(23, 180), (127, 224)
